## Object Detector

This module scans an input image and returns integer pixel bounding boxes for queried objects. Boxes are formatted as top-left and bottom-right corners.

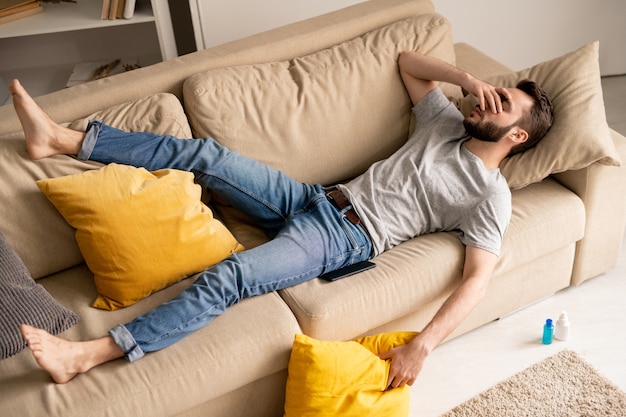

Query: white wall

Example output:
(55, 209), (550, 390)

(434, 0), (626, 76)
(191, 0), (363, 49)
(192, 0), (624, 75)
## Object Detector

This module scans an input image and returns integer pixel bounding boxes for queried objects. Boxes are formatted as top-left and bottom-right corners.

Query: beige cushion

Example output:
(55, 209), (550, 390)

(0, 93), (192, 279)
(183, 14), (460, 185)
(458, 42), (620, 190)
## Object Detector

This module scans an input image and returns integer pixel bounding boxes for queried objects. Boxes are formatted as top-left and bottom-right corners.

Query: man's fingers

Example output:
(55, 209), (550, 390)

(386, 376), (402, 390)
(386, 375), (414, 390)
(477, 86), (489, 112)
(479, 85), (510, 114)
(489, 87), (512, 113)
(487, 90), (497, 113)
(487, 88), (503, 113)
(497, 87), (512, 100)
(378, 350), (392, 360)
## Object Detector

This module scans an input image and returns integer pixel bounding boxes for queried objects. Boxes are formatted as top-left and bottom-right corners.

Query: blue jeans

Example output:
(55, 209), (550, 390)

(79, 121), (372, 361)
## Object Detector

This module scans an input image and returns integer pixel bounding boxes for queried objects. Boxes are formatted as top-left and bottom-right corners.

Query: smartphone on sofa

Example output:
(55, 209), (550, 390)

(319, 261), (376, 282)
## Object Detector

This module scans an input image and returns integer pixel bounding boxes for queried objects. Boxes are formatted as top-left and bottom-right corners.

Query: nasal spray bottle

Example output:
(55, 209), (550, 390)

(542, 318), (554, 345)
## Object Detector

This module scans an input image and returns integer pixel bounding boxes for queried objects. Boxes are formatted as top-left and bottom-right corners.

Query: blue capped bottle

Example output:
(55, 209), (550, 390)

(542, 318), (554, 345)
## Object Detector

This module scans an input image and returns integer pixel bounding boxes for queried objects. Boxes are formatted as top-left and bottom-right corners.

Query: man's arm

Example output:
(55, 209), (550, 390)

(379, 246), (498, 388)
(398, 51), (509, 113)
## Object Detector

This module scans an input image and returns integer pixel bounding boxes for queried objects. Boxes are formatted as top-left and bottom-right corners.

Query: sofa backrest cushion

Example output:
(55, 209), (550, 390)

(0, 93), (192, 279)
(183, 13), (460, 185)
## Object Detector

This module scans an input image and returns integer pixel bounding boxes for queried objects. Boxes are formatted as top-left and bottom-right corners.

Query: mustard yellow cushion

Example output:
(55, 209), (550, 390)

(184, 14), (460, 186)
(458, 42), (620, 189)
(284, 332), (417, 417)
(37, 163), (244, 310)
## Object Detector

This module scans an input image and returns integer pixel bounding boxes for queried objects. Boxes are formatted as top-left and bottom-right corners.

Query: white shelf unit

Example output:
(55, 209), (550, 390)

(0, 0), (177, 100)
(0, 1), (154, 37)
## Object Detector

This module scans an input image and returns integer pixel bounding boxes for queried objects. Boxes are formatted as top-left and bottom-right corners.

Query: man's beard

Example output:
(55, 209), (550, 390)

(463, 118), (513, 143)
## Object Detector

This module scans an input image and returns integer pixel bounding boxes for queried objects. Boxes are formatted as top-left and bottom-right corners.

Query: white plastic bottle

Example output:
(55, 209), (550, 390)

(554, 311), (570, 341)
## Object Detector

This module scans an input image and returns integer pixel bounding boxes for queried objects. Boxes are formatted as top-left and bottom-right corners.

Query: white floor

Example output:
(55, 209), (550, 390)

(410, 75), (626, 416)
(410, 242), (626, 416)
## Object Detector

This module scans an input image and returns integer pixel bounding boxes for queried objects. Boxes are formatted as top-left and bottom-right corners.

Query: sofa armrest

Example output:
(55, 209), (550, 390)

(553, 129), (626, 285)
(454, 42), (512, 81)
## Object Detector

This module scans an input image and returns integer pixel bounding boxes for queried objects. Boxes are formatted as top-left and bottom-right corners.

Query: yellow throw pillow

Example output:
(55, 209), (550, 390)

(37, 163), (244, 310)
(284, 332), (417, 417)
(457, 42), (620, 189)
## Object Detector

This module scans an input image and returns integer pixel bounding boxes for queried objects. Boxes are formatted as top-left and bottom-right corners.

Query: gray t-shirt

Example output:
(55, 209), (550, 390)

(341, 88), (511, 257)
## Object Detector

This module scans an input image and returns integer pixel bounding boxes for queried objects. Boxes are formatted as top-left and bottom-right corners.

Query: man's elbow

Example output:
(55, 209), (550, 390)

(468, 274), (491, 302)
(480, 278), (492, 302)
(398, 50), (418, 72)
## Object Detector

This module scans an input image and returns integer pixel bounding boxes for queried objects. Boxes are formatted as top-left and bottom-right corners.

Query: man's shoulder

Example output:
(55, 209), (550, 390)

(412, 88), (463, 124)
(412, 88), (447, 109)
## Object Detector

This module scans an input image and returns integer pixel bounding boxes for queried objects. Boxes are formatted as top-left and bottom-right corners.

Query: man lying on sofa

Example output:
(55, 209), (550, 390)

(11, 50), (552, 388)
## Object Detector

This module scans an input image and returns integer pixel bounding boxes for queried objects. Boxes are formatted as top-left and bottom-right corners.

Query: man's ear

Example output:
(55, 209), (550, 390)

(509, 127), (528, 144)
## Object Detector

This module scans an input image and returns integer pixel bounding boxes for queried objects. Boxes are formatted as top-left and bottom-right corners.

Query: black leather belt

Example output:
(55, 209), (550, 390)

(326, 188), (361, 226)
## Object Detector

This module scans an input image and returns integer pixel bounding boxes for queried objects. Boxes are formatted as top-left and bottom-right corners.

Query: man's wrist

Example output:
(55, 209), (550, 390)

(408, 332), (435, 357)
(456, 71), (475, 91)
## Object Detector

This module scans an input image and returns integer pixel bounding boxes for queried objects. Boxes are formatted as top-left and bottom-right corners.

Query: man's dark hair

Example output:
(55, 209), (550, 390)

(509, 79), (554, 156)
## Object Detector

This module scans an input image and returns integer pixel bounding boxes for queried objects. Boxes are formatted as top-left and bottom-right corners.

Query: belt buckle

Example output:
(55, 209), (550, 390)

(326, 189), (343, 208)
(327, 189), (361, 225)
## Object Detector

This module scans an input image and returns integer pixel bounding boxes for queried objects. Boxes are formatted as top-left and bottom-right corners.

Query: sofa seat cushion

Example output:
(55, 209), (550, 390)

(0, 93), (193, 280)
(280, 179), (585, 340)
(495, 179), (585, 274)
(183, 13), (460, 186)
(0, 265), (301, 417)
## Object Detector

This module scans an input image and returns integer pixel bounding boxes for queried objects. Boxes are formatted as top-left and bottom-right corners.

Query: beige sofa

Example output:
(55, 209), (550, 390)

(1, 0), (625, 416)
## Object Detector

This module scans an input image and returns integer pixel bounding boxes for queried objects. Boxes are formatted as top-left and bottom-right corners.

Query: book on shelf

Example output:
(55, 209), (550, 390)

(123, 0), (135, 19)
(0, 0), (42, 24)
(108, 0), (119, 19)
(102, 0), (135, 20)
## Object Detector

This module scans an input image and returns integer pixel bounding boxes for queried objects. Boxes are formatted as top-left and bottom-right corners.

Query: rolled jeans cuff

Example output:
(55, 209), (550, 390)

(77, 120), (103, 161)
(109, 324), (145, 362)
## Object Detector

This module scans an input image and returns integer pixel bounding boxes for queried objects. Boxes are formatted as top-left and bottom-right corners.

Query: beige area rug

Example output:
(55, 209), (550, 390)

(441, 350), (626, 417)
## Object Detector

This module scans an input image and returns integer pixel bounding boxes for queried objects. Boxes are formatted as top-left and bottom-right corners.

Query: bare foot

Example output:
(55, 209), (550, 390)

(20, 324), (86, 383)
(20, 324), (124, 384)
(9, 79), (84, 159)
